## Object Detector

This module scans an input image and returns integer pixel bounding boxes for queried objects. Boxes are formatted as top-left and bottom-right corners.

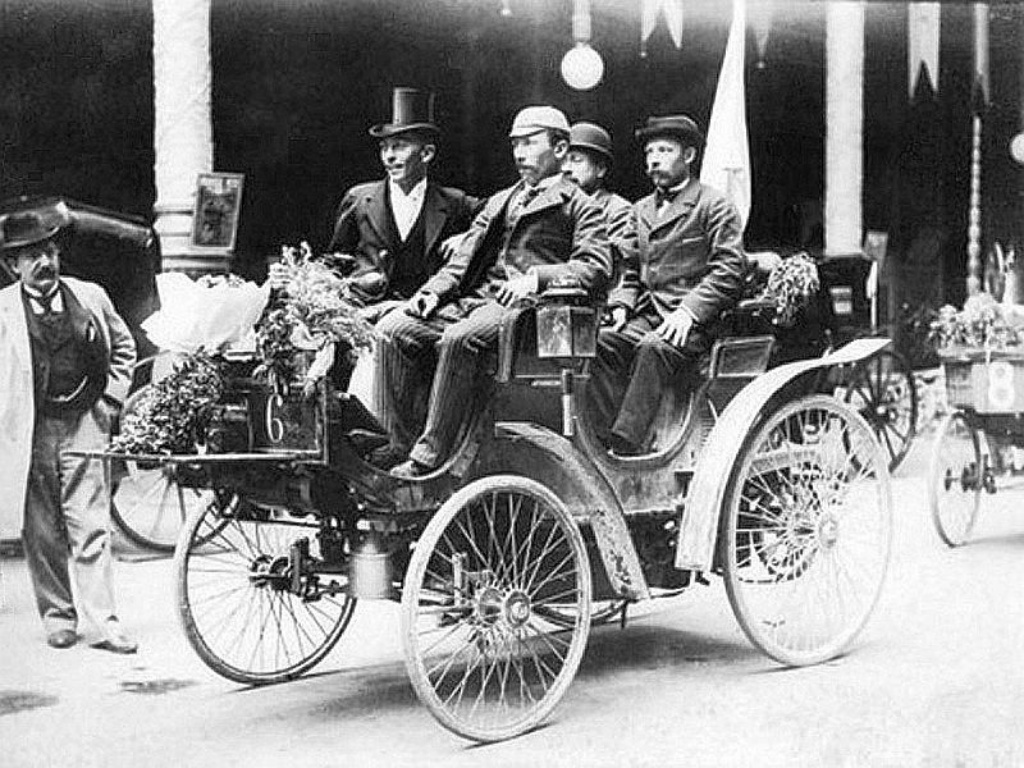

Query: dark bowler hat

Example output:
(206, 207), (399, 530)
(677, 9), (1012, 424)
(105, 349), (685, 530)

(635, 114), (705, 147)
(369, 87), (440, 139)
(569, 122), (614, 161)
(0, 211), (61, 254)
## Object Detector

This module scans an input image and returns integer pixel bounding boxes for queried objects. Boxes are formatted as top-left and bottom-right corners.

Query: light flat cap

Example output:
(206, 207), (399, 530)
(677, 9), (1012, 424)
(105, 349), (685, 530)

(509, 106), (571, 138)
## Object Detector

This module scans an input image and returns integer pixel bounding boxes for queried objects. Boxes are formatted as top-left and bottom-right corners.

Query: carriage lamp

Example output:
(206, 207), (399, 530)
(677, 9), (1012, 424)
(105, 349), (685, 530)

(536, 278), (598, 437)
(561, 0), (604, 91)
(536, 280), (597, 359)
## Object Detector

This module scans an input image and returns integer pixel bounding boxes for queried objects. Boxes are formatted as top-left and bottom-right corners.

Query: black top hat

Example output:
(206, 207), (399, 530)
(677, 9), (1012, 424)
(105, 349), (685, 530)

(369, 87), (440, 139)
(635, 114), (705, 147)
(0, 211), (61, 255)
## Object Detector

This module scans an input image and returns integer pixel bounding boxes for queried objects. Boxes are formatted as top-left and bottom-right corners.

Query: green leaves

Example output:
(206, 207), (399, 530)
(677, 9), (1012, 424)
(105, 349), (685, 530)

(111, 351), (224, 456)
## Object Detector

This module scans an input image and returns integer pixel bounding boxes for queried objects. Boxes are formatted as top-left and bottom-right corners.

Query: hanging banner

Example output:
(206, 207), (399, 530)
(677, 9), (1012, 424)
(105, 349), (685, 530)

(908, 2), (940, 98)
(641, 0), (684, 52)
(700, 0), (751, 229)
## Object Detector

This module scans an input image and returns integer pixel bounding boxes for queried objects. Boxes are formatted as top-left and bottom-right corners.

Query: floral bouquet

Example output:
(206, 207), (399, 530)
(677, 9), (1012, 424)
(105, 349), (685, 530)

(141, 272), (270, 354)
(763, 252), (820, 326)
(255, 242), (375, 394)
(929, 293), (1024, 352)
(111, 351), (224, 455)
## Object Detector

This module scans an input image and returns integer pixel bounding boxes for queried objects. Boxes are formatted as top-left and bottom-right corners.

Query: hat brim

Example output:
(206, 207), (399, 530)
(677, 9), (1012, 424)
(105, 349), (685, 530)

(569, 141), (613, 160)
(1, 222), (61, 254)
(368, 122), (441, 139)
(635, 126), (704, 146)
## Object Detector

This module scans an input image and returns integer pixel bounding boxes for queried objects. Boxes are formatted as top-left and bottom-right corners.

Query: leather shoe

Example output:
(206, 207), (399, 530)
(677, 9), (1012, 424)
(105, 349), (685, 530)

(91, 634), (138, 655)
(391, 458), (433, 479)
(47, 629), (77, 649)
(367, 443), (408, 471)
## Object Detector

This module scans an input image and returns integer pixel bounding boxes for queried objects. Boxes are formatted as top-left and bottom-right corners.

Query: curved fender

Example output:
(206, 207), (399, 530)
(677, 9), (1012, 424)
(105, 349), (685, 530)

(675, 337), (892, 571)
(469, 422), (649, 601)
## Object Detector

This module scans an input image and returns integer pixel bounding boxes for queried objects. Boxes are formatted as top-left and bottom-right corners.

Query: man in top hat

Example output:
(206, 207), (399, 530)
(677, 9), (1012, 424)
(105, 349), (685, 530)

(587, 114), (746, 455)
(375, 105), (611, 476)
(0, 210), (138, 653)
(562, 121), (637, 287)
(272, 87), (479, 320)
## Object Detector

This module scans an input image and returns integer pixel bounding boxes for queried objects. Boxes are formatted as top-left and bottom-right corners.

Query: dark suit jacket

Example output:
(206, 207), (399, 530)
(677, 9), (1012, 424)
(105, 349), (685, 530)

(609, 177), (746, 326)
(592, 187), (638, 287)
(327, 179), (480, 304)
(423, 176), (612, 303)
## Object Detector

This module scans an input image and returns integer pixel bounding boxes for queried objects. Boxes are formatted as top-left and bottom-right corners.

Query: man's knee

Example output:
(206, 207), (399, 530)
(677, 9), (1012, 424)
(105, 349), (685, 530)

(439, 321), (491, 358)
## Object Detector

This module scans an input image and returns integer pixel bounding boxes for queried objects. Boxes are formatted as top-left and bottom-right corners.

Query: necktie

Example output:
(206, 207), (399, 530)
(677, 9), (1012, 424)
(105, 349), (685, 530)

(33, 290), (58, 315)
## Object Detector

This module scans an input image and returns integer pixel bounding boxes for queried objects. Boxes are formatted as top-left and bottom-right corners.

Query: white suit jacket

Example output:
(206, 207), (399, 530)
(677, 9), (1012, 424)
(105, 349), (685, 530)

(0, 277), (135, 538)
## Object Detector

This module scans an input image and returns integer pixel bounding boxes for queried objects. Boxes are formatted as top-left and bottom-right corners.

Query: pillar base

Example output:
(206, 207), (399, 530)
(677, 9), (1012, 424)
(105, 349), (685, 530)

(154, 206), (231, 274)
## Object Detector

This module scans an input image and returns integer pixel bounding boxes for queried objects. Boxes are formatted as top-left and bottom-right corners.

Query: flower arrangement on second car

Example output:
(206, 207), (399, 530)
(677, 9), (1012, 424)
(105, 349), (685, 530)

(111, 243), (375, 457)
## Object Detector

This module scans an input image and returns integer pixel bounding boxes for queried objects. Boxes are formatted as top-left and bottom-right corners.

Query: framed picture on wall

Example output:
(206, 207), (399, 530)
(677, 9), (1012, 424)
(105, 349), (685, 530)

(191, 172), (244, 250)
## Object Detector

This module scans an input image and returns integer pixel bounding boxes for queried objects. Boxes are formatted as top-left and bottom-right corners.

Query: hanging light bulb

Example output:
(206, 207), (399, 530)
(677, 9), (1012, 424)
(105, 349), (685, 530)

(561, 0), (604, 90)
(562, 43), (604, 90)
(500, 0), (512, 18)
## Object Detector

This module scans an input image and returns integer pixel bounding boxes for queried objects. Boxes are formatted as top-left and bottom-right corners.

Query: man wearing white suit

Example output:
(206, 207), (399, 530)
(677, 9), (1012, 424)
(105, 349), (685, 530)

(0, 210), (137, 653)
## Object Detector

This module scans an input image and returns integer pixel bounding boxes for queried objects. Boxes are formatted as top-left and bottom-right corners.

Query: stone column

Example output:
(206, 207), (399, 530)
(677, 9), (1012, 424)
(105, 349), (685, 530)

(152, 0), (224, 273)
(824, 1), (864, 256)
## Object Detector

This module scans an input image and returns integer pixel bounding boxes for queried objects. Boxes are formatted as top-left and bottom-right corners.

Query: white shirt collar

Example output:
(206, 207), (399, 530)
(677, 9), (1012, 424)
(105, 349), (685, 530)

(389, 177), (428, 241)
(23, 284), (63, 314)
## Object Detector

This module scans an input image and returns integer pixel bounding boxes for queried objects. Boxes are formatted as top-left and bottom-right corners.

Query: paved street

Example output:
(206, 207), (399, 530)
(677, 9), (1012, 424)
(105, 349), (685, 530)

(2, 438), (1023, 768)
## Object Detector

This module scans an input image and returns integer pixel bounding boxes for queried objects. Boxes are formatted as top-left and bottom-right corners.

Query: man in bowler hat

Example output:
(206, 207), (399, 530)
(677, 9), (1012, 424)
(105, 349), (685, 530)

(271, 87), (479, 320)
(376, 105), (612, 476)
(0, 210), (138, 652)
(562, 121), (637, 286)
(587, 114), (746, 455)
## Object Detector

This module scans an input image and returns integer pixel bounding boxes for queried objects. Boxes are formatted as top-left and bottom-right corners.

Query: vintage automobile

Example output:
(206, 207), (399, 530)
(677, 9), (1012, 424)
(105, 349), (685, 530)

(92, 275), (895, 743)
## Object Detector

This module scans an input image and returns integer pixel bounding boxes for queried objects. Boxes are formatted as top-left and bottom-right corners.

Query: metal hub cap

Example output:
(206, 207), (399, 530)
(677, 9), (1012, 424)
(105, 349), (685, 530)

(818, 515), (839, 548)
(475, 586), (503, 625)
(504, 591), (532, 627)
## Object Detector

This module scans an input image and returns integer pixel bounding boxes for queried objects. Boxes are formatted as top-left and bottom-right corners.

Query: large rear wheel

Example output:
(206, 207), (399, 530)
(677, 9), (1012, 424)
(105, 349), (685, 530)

(174, 497), (356, 684)
(721, 395), (893, 666)
(401, 475), (591, 742)
(928, 410), (983, 547)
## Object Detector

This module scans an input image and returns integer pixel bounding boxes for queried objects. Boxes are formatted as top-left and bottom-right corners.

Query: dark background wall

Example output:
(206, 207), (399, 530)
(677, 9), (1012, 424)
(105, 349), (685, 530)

(1, 0), (1022, 303)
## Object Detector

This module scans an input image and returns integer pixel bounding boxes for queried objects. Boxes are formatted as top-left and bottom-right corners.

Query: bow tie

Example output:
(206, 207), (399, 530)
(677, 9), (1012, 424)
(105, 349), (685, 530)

(655, 187), (680, 206)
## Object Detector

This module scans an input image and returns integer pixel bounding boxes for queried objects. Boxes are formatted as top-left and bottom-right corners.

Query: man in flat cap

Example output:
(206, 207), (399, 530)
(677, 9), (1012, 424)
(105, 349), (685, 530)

(376, 105), (611, 476)
(562, 121), (637, 292)
(0, 210), (138, 653)
(271, 87), (479, 317)
(587, 114), (746, 455)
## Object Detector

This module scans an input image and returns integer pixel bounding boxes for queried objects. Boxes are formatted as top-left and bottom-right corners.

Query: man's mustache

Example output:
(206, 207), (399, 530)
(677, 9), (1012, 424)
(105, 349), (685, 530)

(33, 266), (56, 280)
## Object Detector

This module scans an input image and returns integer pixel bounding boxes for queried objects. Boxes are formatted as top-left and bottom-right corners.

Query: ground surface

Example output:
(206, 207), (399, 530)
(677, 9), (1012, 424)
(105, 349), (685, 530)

(1, 438), (1022, 768)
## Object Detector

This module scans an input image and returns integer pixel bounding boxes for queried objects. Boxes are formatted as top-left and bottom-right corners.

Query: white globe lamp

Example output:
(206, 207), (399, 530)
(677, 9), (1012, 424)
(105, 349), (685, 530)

(561, 43), (604, 91)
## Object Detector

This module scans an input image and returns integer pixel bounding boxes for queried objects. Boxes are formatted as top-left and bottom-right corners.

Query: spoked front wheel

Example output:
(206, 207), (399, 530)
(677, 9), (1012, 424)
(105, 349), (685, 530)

(174, 496), (356, 685)
(928, 409), (983, 547)
(721, 395), (893, 667)
(402, 475), (592, 743)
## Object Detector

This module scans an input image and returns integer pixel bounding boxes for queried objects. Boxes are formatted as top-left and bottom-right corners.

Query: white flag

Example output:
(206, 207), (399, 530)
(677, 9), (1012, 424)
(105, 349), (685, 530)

(700, 0), (751, 230)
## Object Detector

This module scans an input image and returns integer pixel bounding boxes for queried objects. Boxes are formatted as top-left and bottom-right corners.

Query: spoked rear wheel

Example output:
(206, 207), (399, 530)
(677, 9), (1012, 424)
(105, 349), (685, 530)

(721, 396), (893, 666)
(402, 475), (591, 742)
(174, 497), (356, 685)
(929, 410), (982, 547)
(843, 349), (918, 472)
